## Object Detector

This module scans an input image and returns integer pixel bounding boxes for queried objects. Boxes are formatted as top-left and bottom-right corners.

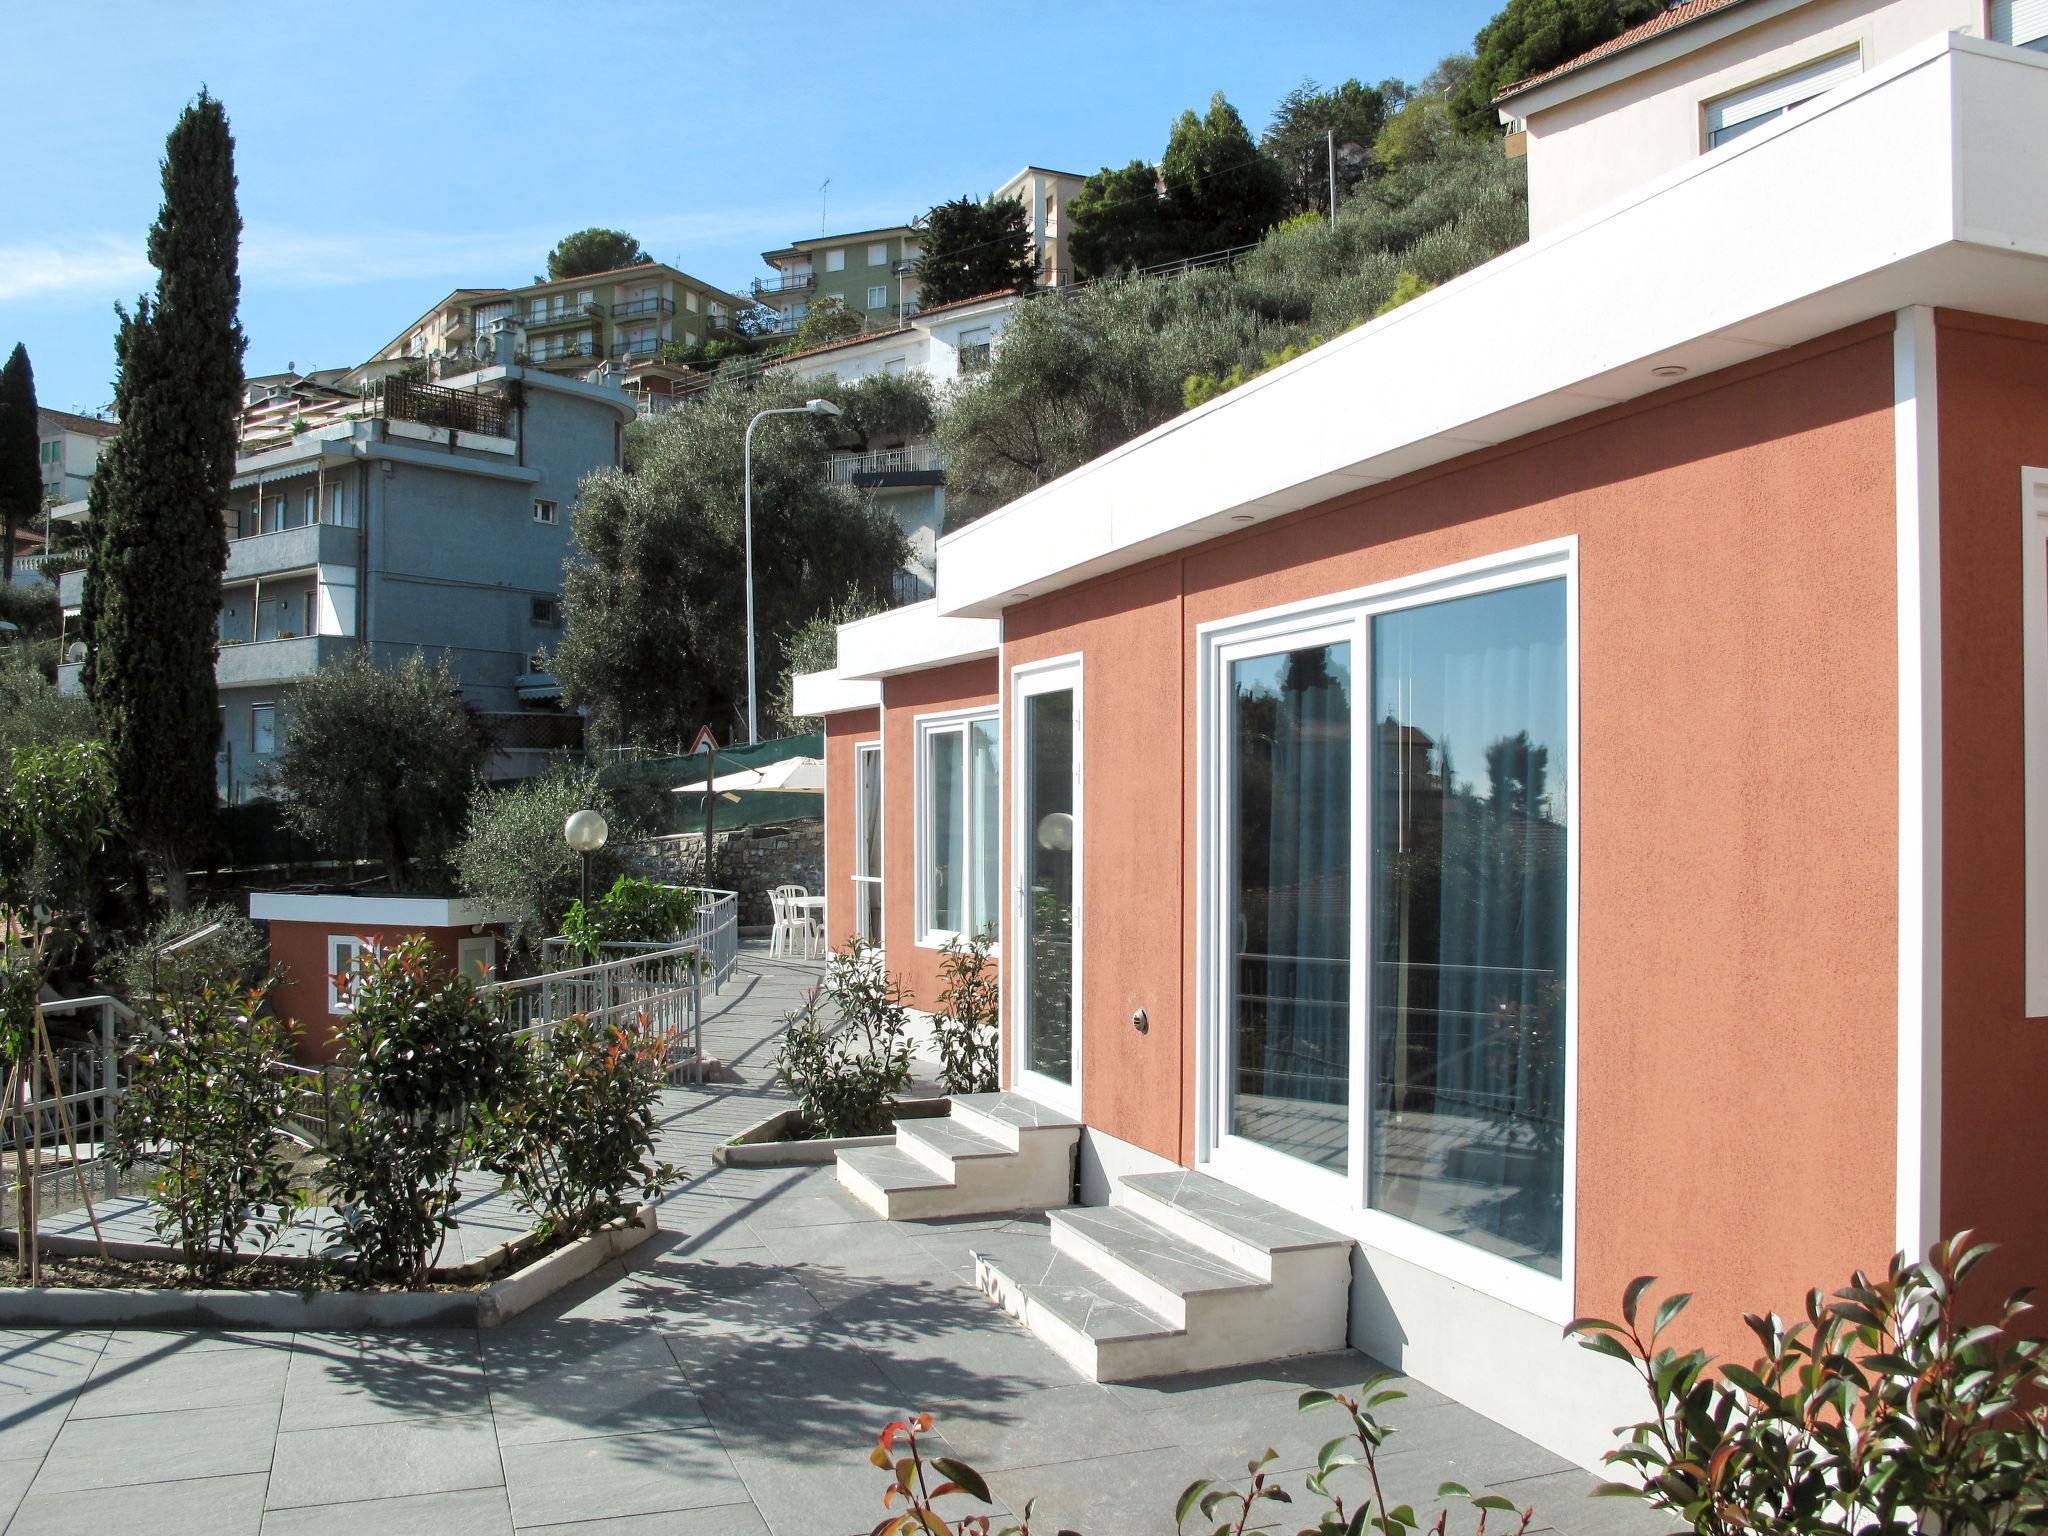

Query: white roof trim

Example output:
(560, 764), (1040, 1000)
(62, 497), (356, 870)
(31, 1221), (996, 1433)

(792, 667), (883, 716)
(835, 599), (1001, 681)
(1497, 0), (1805, 118)
(249, 892), (492, 928)
(936, 34), (2048, 619)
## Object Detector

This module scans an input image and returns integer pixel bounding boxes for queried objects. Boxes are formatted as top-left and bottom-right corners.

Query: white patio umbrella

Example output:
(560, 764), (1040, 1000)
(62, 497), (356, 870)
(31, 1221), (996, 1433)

(672, 756), (827, 795)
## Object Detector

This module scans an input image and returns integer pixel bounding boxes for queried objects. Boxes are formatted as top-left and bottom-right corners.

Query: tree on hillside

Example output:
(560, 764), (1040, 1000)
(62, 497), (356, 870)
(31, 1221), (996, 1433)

(1067, 161), (1178, 278)
(769, 585), (886, 736)
(266, 651), (487, 888)
(1451, 0), (1666, 132)
(1376, 57), (1475, 172)
(940, 119), (1527, 526)
(1262, 78), (1405, 216)
(455, 764), (625, 962)
(1163, 92), (1290, 254)
(554, 373), (907, 750)
(0, 346), (39, 585)
(914, 195), (1037, 306)
(82, 89), (244, 911)
(544, 227), (651, 281)
(789, 295), (867, 353)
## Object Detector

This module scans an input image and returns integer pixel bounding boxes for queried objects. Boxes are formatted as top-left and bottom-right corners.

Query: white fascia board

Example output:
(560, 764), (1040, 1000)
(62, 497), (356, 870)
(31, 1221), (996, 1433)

(836, 599), (1001, 680)
(792, 667), (883, 716)
(248, 892), (491, 928)
(1499, 0), (1804, 118)
(936, 35), (2048, 620)
(504, 365), (637, 422)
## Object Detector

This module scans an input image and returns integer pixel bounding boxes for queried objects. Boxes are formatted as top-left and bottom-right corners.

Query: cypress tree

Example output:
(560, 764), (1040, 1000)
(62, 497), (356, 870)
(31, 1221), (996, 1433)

(0, 345), (37, 585)
(83, 90), (244, 910)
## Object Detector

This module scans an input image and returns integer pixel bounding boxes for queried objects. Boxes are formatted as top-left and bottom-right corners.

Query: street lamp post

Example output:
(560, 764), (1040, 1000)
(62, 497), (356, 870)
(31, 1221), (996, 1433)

(564, 808), (609, 907)
(743, 398), (843, 745)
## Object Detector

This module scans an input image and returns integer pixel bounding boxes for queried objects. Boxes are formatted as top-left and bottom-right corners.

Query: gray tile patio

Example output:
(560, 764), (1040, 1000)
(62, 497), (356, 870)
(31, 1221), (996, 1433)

(0, 945), (1662, 1536)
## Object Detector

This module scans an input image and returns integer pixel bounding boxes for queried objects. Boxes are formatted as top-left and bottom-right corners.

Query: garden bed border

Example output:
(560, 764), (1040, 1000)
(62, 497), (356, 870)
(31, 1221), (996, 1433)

(712, 1097), (950, 1167)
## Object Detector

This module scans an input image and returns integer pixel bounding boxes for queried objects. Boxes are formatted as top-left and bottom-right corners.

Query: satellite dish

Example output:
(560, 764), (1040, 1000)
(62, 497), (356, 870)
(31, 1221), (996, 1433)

(65, 641), (87, 664)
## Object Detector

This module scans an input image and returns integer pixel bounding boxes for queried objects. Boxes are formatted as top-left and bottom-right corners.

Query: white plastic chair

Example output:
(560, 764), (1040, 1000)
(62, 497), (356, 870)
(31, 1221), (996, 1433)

(770, 884), (814, 958)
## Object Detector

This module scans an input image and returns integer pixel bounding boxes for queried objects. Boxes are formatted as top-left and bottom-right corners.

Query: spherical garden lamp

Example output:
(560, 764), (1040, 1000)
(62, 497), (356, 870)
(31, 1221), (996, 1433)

(564, 809), (609, 906)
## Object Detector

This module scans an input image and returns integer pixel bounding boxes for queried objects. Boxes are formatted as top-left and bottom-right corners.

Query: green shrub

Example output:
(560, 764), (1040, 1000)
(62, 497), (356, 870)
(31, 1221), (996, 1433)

(114, 987), (307, 1278)
(455, 764), (623, 961)
(933, 926), (999, 1095)
(321, 936), (522, 1284)
(775, 937), (911, 1137)
(99, 899), (271, 1005)
(480, 1013), (681, 1242)
(1568, 1233), (2048, 1536)
(558, 876), (698, 961)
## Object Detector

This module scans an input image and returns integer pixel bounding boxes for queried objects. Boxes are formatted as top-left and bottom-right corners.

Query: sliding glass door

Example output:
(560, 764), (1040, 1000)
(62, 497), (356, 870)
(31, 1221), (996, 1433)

(1204, 550), (1573, 1303)
(1014, 660), (1081, 1110)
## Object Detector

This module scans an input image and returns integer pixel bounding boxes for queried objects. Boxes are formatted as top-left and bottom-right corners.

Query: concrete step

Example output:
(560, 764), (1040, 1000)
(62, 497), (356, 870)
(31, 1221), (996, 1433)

(837, 1092), (1078, 1221)
(1114, 1169), (1351, 1281)
(897, 1117), (1012, 1179)
(949, 1091), (1082, 1152)
(834, 1145), (960, 1221)
(973, 1240), (1187, 1383)
(1049, 1205), (1264, 1329)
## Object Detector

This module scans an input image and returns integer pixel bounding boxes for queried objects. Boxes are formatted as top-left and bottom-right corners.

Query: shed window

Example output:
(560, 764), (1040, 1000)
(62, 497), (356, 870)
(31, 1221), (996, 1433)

(327, 935), (365, 1012)
(917, 711), (1000, 945)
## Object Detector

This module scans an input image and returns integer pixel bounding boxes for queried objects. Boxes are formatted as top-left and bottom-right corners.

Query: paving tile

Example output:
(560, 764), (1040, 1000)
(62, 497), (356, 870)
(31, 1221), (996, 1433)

(0, 1385), (82, 1460)
(282, 1332), (490, 1431)
(259, 1486), (515, 1536)
(72, 1333), (291, 1418)
(514, 1506), (768, 1534)
(0, 1453), (41, 1527)
(0, 1331), (105, 1392)
(489, 1366), (707, 1447)
(33, 1400), (279, 1492)
(95, 1327), (290, 1357)
(267, 1415), (504, 1509)
(1373, 1403), (1576, 1489)
(927, 1382), (1181, 1471)
(985, 1444), (1223, 1536)
(500, 1426), (746, 1528)
(6, 1470), (269, 1536)
(1486, 1467), (1667, 1536)
(480, 1321), (686, 1377)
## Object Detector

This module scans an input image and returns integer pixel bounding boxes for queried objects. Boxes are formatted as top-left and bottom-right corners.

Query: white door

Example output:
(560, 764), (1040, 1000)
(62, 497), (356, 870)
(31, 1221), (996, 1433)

(1012, 658), (1082, 1113)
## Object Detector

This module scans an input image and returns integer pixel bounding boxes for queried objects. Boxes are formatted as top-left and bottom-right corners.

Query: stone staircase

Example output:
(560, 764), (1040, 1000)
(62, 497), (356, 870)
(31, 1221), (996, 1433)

(974, 1169), (1352, 1382)
(835, 1091), (1080, 1220)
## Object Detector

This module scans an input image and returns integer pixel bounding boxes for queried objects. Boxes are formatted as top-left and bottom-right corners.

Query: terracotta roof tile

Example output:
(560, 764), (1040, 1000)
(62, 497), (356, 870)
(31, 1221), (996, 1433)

(1495, 0), (1755, 103)
(37, 407), (117, 437)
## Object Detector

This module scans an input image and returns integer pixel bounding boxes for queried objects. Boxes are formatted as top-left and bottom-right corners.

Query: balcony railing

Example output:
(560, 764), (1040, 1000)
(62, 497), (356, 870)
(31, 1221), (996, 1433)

(610, 336), (660, 360)
(527, 337), (596, 364)
(750, 273), (817, 296)
(827, 445), (942, 483)
(611, 295), (674, 319)
(523, 302), (601, 328)
(892, 259), (917, 275)
(377, 376), (512, 437)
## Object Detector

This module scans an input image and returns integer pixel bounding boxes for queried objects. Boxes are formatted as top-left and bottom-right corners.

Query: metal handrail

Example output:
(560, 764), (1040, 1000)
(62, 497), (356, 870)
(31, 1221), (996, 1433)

(482, 940), (707, 1083)
(611, 296), (674, 318)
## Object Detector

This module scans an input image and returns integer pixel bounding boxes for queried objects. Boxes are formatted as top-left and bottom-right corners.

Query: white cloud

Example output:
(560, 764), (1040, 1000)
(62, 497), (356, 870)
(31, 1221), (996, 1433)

(0, 236), (151, 303)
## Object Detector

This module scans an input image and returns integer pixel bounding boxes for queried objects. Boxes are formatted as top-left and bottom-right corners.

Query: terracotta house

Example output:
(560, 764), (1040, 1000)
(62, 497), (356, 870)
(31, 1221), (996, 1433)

(250, 892), (499, 1065)
(797, 12), (2048, 1471)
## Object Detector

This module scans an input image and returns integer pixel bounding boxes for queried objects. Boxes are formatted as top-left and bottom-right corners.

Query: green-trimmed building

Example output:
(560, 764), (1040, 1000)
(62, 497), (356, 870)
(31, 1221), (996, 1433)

(755, 227), (921, 335)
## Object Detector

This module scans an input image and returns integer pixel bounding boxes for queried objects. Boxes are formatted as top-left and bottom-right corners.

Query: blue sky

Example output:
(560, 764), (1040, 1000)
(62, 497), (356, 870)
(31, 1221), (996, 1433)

(0, 1), (1500, 414)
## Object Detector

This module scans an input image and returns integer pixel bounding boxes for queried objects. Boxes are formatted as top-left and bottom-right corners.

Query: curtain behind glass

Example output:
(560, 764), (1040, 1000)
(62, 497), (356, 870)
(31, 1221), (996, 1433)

(1368, 581), (1567, 1275)
(927, 731), (964, 934)
(856, 747), (882, 943)
(1229, 642), (1351, 1173)
(1025, 690), (1075, 1083)
(969, 717), (1001, 938)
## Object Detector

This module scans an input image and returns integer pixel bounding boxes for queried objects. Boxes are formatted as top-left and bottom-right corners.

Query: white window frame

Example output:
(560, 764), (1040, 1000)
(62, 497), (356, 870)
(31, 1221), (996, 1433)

(534, 499), (558, 525)
(327, 934), (365, 1012)
(250, 702), (276, 755)
(913, 705), (1000, 949)
(1010, 654), (1084, 1117)
(1701, 46), (1862, 149)
(1192, 537), (1579, 1323)
(853, 739), (885, 947)
(2022, 469), (2048, 1014)
(867, 286), (888, 310)
(825, 248), (846, 273)
(867, 243), (889, 266)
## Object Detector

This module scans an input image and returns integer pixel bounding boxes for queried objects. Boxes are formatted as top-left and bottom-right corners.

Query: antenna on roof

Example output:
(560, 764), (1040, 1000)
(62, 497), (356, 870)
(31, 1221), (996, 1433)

(820, 177), (831, 234)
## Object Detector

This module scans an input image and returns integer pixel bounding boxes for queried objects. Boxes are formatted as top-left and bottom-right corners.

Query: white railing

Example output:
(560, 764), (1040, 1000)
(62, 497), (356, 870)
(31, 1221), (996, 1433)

(485, 940), (706, 1084)
(826, 445), (941, 483)
(684, 887), (739, 987)
(3, 994), (135, 1204)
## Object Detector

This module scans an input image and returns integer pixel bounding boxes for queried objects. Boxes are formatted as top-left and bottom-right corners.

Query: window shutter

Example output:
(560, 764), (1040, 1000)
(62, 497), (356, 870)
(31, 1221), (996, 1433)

(1704, 48), (1862, 138)
(1993, 0), (2048, 46)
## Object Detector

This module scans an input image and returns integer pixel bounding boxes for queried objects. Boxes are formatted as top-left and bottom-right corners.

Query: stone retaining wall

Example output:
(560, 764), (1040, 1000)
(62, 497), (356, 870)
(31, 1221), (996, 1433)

(629, 819), (824, 928)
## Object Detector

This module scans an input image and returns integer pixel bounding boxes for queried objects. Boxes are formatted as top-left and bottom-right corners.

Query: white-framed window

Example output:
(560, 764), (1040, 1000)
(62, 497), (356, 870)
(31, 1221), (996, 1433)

(854, 741), (884, 945)
(534, 499), (558, 525)
(2022, 469), (2048, 1014)
(576, 289), (594, 308)
(1993, 0), (2048, 49)
(327, 935), (365, 1012)
(867, 286), (888, 309)
(916, 708), (1001, 946)
(1702, 47), (1861, 148)
(456, 935), (497, 984)
(685, 290), (699, 312)
(250, 703), (276, 755)
(1197, 539), (1577, 1319)
(825, 248), (846, 272)
(867, 242), (889, 266)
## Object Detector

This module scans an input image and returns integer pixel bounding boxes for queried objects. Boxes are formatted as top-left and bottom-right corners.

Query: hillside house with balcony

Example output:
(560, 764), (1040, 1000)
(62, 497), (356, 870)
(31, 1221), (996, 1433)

(993, 165), (1087, 287)
(757, 226), (922, 336)
(464, 263), (745, 378)
(58, 366), (632, 800)
(795, 12), (2048, 1475)
(348, 287), (506, 387)
(768, 290), (1019, 597)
